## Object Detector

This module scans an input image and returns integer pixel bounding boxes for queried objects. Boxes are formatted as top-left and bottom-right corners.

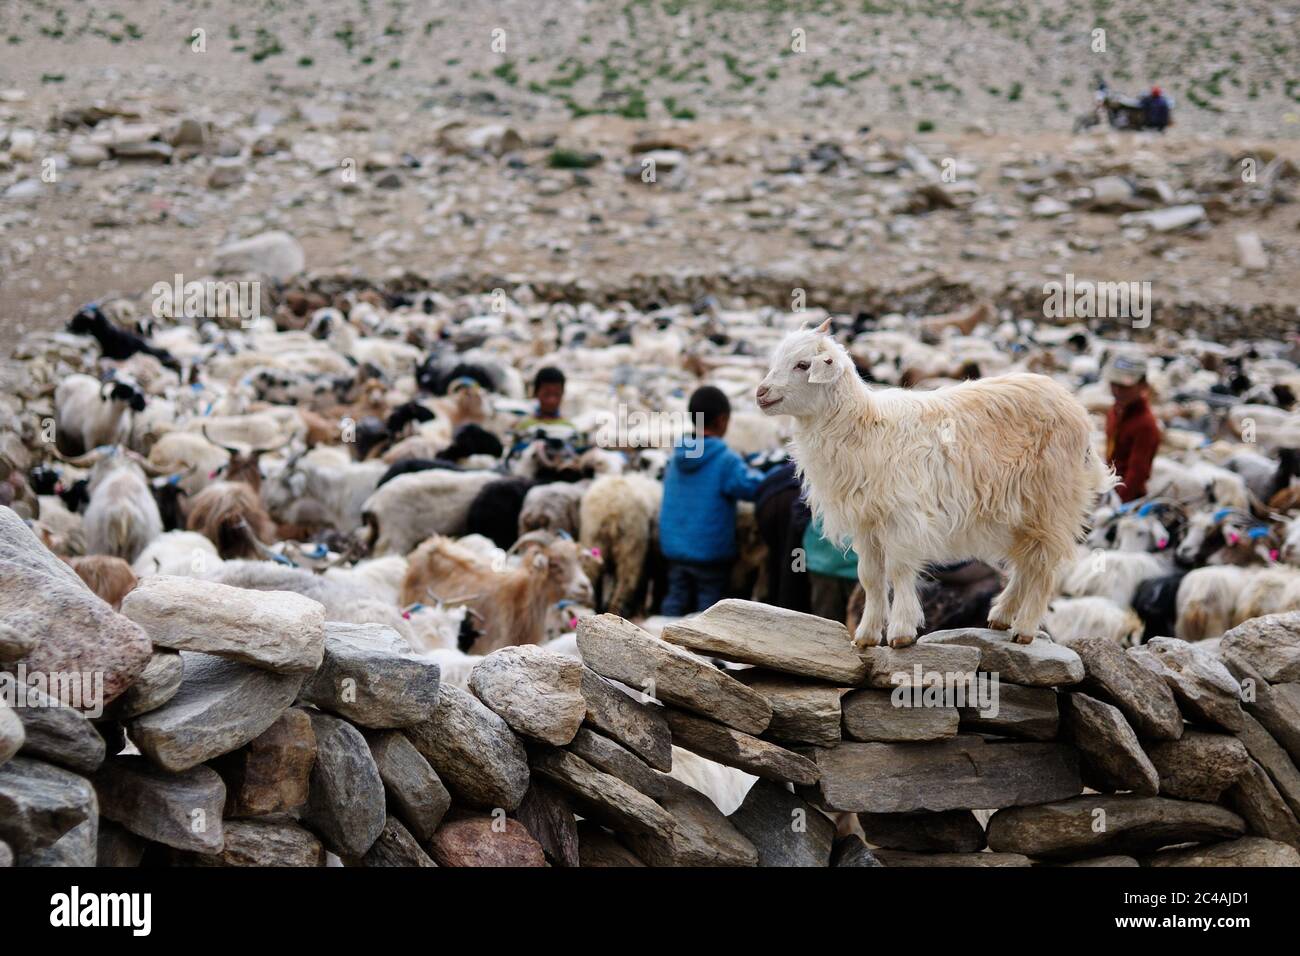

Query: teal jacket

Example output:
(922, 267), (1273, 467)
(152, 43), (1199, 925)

(803, 517), (858, 579)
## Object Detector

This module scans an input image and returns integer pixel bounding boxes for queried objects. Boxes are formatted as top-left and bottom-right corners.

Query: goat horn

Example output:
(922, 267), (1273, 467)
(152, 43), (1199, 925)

(51, 445), (112, 467)
(201, 424), (243, 458)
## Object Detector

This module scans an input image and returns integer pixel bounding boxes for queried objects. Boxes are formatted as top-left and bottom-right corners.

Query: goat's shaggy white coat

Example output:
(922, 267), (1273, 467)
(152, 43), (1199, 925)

(758, 321), (1112, 646)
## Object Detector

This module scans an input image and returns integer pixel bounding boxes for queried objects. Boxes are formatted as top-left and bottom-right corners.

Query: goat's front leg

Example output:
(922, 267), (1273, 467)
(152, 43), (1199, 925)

(884, 559), (924, 648)
(851, 541), (887, 649)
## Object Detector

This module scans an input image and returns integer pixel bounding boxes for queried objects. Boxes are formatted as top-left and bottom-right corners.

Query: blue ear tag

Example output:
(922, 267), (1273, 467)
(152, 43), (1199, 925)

(405, 602), (426, 614)
(555, 599), (574, 609)
(1117, 502), (1133, 514)
(309, 543), (327, 558)
(1247, 526), (1269, 539)
(270, 551), (294, 567)
(1137, 502), (1155, 516)
(1213, 508), (1231, 522)
(167, 474), (181, 486)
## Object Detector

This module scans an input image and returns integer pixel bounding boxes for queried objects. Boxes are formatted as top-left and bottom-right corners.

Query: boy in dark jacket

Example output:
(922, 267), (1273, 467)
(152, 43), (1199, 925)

(1105, 354), (1161, 502)
(659, 386), (765, 616)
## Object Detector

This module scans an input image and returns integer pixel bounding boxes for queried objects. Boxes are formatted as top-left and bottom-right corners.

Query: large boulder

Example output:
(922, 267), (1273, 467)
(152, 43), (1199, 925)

(577, 615), (770, 734)
(662, 599), (867, 683)
(211, 230), (305, 280)
(128, 652), (303, 772)
(1222, 613), (1300, 683)
(1066, 637), (1183, 741)
(301, 712), (386, 859)
(94, 756), (225, 853)
(0, 506), (151, 708)
(405, 684), (529, 811)
(121, 576), (324, 674)
(1060, 693), (1159, 795)
(469, 645), (585, 745)
(299, 622), (440, 728)
(987, 795), (1245, 860)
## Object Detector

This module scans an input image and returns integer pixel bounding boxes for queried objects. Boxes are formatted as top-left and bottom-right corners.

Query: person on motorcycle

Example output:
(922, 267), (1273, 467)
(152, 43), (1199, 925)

(1139, 86), (1171, 132)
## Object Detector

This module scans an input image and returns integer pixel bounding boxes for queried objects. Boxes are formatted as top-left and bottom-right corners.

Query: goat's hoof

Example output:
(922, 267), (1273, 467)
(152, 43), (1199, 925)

(1010, 630), (1037, 645)
(887, 633), (918, 649)
(986, 618), (1011, 631)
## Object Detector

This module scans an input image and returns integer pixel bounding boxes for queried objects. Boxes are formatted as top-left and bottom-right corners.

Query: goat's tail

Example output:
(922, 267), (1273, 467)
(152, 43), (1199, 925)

(109, 512), (132, 558)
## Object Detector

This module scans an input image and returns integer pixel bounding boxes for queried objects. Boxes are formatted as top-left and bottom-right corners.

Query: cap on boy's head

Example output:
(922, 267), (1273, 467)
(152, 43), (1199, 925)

(688, 385), (731, 430)
(534, 366), (566, 392)
(1104, 353), (1147, 387)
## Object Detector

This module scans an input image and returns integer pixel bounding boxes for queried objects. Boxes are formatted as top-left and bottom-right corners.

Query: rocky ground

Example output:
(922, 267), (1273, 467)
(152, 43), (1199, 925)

(1, 0), (1298, 345)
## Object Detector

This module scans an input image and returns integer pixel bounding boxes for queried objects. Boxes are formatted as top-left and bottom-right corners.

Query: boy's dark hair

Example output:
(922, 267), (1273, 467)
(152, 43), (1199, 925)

(534, 366), (565, 391)
(688, 385), (730, 430)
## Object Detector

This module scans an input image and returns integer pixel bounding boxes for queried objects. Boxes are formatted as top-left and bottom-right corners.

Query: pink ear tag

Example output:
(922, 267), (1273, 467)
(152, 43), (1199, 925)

(1228, 532), (1240, 545)
(1156, 538), (1168, 550)
(590, 547), (602, 558)
(1270, 549), (1279, 562)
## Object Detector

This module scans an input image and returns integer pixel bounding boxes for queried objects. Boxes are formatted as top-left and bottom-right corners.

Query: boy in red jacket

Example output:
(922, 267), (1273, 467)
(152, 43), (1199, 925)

(1105, 354), (1161, 502)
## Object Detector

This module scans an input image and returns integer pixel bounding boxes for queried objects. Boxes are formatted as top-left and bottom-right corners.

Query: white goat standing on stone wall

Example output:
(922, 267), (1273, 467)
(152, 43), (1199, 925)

(757, 319), (1113, 648)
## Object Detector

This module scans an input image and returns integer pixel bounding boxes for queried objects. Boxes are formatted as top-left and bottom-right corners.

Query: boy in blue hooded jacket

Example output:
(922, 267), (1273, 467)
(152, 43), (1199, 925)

(658, 386), (765, 615)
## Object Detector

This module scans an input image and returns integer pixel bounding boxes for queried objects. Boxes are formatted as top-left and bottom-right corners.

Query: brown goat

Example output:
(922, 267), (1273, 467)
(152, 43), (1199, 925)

(186, 480), (277, 559)
(399, 531), (594, 655)
(202, 425), (292, 492)
(69, 555), (138, 609)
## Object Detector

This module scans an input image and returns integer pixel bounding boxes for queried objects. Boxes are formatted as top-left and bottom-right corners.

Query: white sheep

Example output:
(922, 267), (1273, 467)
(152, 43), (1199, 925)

(1059, 549), (1170, 607)
(54, 374), (145, 456)
(83, 452), (164, 563)
(579, 473), (662, 618)
(1175, 566), (1247, 642)
(360, 468), (498, 557)
(757, 320), (1112, 646)
(131, 530), (221, 578)
(1045, 596), (1144, 646)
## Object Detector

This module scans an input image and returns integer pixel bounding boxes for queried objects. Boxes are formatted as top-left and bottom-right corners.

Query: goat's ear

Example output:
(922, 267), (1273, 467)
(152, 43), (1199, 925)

(807, 354), (842, 385)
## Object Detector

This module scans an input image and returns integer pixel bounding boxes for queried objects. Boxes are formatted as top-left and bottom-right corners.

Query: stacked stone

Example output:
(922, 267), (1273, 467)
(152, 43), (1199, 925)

(6, 489), (1300, 865)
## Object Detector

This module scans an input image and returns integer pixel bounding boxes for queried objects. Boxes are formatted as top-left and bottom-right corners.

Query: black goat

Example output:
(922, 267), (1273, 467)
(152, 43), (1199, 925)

(68, 304), (181, 371)
(376, 458), (463, 488)
(465, 476), (535, 550)
(438, 423), (504, 463)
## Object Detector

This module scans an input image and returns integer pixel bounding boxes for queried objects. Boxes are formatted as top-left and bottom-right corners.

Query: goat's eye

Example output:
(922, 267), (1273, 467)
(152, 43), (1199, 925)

(794, 361), (810, 371)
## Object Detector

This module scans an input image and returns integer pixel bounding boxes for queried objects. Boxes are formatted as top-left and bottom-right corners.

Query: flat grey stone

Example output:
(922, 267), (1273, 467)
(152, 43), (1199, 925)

(662, 599), (867, 683)
(579, 668), (673, 771)
(121, 575), (324, 674)
(920, 628), (1084, 686)
(858, 643), (981, 690)
(469, 645), (585, 745)
(664, 708), (819, 785)
(1061, 692), (1159, 795)
(405, 684), (530, 812)
(105, 650), (184, 720)
(728, 778), (835, 866)
(94, 755), (224, 853)
(127, 652), (303, 772)
(1221, 612), (1300, 683)
(188, 818), (325, 867)
(958, 683), (1059, 740)
(356, 816), (436, 867)
(806, 736), (1081, 813)
(301, 712), (386, 859)
(516, 780), (579, 867)
(0, 756), (95, 854)
(299, 622), (440, 729)
(1132, 637), (1245, 732)
(1225, 759), (1300, 850)
(1065, 637), (1183, 741)
(624, 773), (758, 867)
(567, 727), (669, 800)
(363, 729), (450, 843)
(1146, 837), (1300, 867)
(577, 614), (771, 735)
(1147, 731), (1249, 802)
(735, 670), (846, 747)
(841, 688), (958, 742)
(987, 795), (1245, 860)
(875, 850), (1032, 866)
(831, 835), (883, 867)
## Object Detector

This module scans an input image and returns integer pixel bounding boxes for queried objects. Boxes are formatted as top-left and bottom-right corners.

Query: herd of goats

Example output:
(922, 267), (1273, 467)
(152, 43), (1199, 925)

(1, 290), (1299, 698)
